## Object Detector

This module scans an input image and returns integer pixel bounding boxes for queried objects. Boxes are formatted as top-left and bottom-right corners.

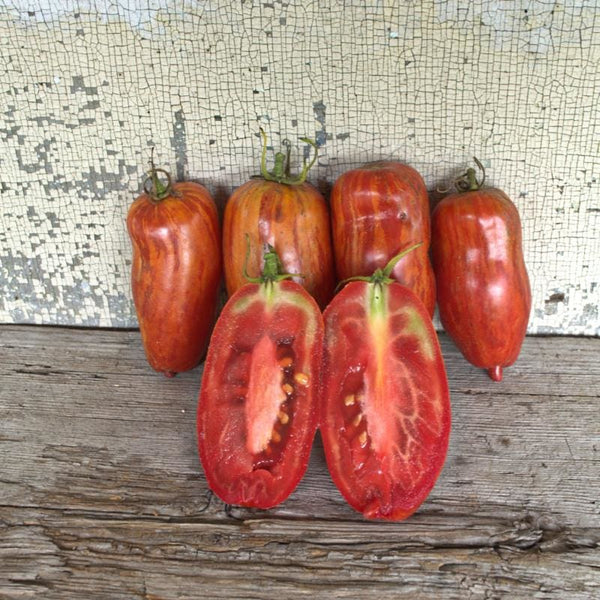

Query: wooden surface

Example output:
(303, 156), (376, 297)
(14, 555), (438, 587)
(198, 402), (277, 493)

(1, 325), (599, 599)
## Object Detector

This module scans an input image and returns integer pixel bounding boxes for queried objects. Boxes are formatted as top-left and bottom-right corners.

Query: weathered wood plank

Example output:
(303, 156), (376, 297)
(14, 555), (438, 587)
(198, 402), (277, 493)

(1, 510), (598, 600)
(0, 325), (599, 598)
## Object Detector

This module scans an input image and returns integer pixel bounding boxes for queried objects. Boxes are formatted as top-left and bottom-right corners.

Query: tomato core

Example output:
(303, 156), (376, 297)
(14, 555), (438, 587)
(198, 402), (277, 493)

(246, 335), (288, 454)
(234, 336), (300, 473)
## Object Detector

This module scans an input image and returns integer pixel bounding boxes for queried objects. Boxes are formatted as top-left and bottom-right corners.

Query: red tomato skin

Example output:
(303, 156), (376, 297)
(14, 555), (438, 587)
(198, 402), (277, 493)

(197, 279), (323, 509)
(431, 188), (531, 379)
(127, 182), (221, 375)
(331, 161), (436, 316)
(223, 179), (335, 309)
(321, 281), (451, 521)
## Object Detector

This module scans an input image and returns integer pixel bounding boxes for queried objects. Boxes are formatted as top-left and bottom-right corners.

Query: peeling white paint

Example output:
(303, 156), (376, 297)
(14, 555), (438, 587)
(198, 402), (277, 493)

(435, 0), (599, 53)
(0, 0), (598, 334)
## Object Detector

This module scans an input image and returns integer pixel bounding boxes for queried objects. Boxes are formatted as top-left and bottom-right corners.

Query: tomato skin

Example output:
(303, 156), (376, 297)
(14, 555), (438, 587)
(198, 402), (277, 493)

(223, 179), (335, 309)
(331, 161), (436, 316)
(127, 182), (221, 375)
(431, 187), (531, 380)
(321, 281), (450, 521)
(197, 279), (323, 509)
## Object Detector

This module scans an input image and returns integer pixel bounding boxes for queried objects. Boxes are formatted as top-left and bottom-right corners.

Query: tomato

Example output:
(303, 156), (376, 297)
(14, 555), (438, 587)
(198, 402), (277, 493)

(321, 249), (451, 520)
(127, 160), (221, 376)
(197, 247), (323, 508)
(331, 161), (436, 316)
(223, 130), (335, 309)
(431, 160), (531, 381)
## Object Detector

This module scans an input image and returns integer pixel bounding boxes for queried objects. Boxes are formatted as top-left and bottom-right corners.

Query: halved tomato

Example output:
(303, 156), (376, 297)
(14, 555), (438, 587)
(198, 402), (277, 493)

(197, 249), (323, 508)
(321, 255), (450, 520)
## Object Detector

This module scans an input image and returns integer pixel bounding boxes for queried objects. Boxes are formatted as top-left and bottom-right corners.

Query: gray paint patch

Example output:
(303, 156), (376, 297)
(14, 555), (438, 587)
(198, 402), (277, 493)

(171, 109), (188, 181)
(313, 101), (327, 147)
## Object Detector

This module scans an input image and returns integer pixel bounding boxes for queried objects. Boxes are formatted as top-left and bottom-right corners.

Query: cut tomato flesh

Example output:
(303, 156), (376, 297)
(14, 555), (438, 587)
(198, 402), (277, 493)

(322, 281), (450, 520)
(245, 335), (287, 455)
(361, 307), (445, 483)
(198, 280), (322, 508)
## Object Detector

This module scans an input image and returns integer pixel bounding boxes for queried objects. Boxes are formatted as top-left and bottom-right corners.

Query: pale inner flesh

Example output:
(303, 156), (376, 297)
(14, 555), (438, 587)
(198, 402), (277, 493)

(245, 334), (287, 454)
(362, 313), (400, 457)
(360, 307), (438, 469)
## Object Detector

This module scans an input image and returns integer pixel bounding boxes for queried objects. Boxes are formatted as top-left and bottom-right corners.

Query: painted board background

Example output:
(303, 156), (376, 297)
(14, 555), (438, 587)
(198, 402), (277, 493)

(0, 0), (598, 334)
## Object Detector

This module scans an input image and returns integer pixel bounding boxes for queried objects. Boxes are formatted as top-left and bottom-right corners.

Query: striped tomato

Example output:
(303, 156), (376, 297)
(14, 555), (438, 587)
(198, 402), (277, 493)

(431, 159), (531, 381)
(331, 161), (435, 316)
(127, 160), (221, 376)
(223, 130), (335, 309)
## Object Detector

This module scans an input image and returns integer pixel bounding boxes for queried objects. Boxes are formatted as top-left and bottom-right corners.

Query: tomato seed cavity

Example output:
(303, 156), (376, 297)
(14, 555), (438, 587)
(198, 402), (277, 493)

(248, 339), (301, 472)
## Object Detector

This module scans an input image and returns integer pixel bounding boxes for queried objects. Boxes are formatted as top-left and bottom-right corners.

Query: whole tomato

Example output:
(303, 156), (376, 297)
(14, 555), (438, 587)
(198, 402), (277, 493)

(223, 130), (335, 309)
(331, 161), (435, 316)
(431, 159), (531, 381)
(127, 159), (221, 376)
(198, 246), (323, 508)
(321, 246), (451, 520)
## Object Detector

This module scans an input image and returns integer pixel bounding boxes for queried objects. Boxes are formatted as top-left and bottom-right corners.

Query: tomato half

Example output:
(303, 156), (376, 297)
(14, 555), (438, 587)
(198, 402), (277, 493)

(331, 161), (436, 316)
(127, 163), (221, 376)
(197, 272), (323, 508)
(321, 279), (450, 520)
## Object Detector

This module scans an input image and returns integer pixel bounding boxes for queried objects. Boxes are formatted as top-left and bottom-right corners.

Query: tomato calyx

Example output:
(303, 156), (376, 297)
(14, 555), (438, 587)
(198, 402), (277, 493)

(243, 237), (301, 284)
(259, 128), (318, 186)
(142, 148), (176, 202)
(454, 156), (486, 192)
(242, 238), (304, 306)
(336, 243), (423, 318)
(337, 242), (424, 286)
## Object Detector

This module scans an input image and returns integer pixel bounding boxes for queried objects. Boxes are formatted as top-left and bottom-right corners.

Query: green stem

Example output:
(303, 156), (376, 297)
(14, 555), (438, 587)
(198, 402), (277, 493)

(335, 242), (423, 296)
(259, 128), (318, 185)
(143, 149), (173, 202)
(381, 243), (423, 278)
(465, 168), (479, 191)
(243, 234), (299, 286)
(455, 157), (486, 193)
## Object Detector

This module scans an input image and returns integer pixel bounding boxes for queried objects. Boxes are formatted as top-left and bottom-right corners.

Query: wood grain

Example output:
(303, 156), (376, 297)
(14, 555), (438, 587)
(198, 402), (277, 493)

(1, 325), (599, 599)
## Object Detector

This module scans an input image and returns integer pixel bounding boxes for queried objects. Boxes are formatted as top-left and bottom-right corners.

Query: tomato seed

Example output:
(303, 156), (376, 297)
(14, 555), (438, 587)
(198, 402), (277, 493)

(352, 413), (363, 427)
(358, 431), (368, 447)
(279, 356), (293, 368)
(344, 394), (356, 406)
(294, 372), (309, 386)
(282, 383), (294, 395)
(271, 430), (281, 444)
(278, 411), (289, 425)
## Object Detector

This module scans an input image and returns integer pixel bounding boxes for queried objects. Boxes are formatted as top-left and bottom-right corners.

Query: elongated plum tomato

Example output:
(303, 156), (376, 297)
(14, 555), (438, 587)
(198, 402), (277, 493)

(321, 247), (450, 520)
(223, 130), (335, 309)
(197, 248), (323, 508)
(331, 161), (436, 317)
(127, 161), (221, 376)
(431, 160), (531, 381)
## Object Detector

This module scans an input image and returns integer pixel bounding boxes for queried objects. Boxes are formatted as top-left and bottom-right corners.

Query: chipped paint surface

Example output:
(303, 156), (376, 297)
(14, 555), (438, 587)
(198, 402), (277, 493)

(0, 1), (598, 334)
